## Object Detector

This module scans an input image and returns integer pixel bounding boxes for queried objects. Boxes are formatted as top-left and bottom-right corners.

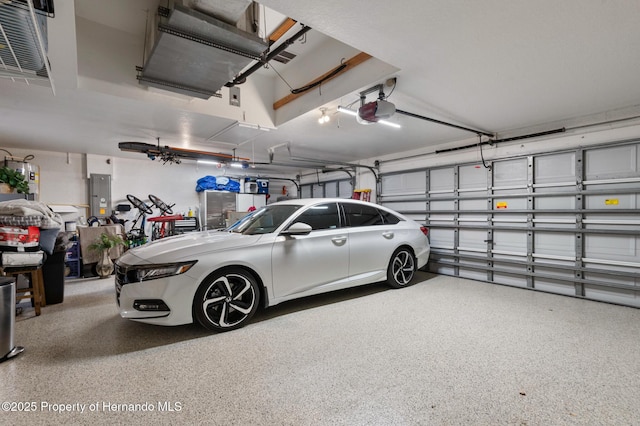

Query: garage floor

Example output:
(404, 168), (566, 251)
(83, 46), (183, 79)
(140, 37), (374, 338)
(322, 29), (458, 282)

(3, 272), (640, 425)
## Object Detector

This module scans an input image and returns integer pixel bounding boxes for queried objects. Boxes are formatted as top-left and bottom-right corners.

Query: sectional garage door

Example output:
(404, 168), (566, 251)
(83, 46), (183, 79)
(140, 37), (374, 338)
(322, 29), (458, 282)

(380, 140), (640, 307)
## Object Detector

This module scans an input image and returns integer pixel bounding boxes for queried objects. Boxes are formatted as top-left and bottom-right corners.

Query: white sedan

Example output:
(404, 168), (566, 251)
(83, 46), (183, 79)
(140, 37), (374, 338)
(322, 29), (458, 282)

(115, 198), (430, 332)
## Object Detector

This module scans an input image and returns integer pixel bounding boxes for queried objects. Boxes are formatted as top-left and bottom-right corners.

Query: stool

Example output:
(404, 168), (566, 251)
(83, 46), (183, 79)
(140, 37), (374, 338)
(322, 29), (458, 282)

(1, 267), (46, 316)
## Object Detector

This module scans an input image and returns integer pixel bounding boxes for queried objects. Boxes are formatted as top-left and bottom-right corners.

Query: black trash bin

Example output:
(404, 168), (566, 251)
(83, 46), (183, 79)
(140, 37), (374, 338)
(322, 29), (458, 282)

(42, 251), (65, 304)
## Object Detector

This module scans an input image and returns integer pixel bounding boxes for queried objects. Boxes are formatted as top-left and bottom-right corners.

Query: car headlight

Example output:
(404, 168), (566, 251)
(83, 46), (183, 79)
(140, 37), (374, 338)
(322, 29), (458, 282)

(118, 261), (197, 284)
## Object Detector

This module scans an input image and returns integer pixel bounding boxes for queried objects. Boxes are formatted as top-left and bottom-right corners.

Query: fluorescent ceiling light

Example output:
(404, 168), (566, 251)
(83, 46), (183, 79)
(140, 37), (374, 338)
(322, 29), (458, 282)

(379, 120), (401, 129)
(197, 160), (220, 165)
(337, 106), (357, 116)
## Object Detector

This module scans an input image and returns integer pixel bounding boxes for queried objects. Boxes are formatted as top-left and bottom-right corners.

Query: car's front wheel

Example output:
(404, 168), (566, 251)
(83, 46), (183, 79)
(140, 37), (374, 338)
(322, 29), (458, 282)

(193, 268), (260, 332)
(386, 247), (416, 288)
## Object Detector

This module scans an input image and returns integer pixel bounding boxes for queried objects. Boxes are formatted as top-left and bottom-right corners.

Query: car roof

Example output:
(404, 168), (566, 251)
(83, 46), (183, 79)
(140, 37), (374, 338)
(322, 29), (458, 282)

(271, 198), (376, 207)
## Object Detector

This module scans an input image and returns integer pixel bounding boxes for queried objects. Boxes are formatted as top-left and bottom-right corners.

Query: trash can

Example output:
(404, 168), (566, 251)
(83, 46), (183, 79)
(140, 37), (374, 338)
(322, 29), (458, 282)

(1, 277), (24, 363)
(42, 251), (65, 304)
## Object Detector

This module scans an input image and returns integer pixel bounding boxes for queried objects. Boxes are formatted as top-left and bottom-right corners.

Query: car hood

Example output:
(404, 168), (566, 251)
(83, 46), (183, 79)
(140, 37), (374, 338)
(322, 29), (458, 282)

(118, 230), (264, 265)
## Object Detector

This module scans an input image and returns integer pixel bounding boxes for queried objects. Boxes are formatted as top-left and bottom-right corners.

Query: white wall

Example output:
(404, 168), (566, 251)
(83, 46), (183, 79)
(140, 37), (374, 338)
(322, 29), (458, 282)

(1, 146), (282, 227)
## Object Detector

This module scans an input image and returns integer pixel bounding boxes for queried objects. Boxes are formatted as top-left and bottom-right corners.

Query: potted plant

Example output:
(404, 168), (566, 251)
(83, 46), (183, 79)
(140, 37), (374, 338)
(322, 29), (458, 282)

(89, 232), (125, 278)
(0, 166), (30, 194)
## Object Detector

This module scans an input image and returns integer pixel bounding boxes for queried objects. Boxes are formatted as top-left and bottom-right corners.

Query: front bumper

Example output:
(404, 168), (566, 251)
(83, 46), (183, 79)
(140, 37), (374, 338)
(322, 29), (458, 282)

(115, 266), (196, 326)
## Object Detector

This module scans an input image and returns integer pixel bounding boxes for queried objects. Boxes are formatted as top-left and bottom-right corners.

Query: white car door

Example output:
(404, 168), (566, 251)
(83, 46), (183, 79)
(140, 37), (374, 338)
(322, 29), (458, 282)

(342, 202), (400, 283)
(271, 202), (349, 300)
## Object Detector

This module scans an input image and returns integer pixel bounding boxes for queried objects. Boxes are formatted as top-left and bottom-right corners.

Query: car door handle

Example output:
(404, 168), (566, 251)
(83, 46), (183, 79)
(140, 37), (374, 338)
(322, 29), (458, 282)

(382, 231), (394, 239)
(331, 236), (347, 246)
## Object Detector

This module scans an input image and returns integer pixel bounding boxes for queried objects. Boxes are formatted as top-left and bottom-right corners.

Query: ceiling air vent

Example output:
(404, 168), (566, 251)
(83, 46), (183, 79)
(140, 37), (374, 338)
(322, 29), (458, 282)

(272, 50), (296, 64)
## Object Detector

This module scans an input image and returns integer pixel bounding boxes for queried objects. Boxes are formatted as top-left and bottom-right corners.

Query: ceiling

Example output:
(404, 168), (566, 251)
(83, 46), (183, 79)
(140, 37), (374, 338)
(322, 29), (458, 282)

(2, 0), (640, 174)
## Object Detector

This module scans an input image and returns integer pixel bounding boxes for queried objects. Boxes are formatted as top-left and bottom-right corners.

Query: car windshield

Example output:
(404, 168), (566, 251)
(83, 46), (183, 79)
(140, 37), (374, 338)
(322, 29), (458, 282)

(227, 204), (302, 235)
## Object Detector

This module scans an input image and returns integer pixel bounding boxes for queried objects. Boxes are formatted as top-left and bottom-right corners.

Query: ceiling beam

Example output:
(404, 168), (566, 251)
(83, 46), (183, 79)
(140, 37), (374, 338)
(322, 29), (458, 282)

(273, 52), (372, 110)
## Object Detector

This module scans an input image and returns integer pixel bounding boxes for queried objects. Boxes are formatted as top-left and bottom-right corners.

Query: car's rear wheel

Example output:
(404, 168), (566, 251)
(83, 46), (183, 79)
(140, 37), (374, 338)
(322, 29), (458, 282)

(387, 247), (416, 288)
(194, 268), (259, 332)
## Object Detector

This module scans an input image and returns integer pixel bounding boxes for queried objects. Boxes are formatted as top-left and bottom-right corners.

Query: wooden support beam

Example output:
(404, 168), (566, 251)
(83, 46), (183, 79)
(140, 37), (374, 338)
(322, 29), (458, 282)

(273, 52), (372, 110)
(269, 18), (297, 44)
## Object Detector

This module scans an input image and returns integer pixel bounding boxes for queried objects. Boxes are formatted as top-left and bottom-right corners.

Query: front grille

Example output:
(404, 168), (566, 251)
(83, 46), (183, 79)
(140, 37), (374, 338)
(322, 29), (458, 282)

(114, 263), (131, 306)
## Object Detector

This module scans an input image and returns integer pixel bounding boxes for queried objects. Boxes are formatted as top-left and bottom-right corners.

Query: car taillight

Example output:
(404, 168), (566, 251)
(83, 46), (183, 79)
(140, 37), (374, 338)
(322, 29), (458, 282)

(420, 226), (429, 237)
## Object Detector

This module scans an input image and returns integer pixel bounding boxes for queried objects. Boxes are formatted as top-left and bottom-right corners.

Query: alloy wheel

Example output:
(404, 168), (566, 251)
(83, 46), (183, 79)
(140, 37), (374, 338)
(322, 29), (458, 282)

(387, 248), (415, 288)
(195, 270), (259, 331)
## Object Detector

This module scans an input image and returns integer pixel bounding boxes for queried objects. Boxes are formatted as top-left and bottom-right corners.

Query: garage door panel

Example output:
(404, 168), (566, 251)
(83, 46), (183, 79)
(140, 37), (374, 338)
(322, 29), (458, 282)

(534, 232), (575, 258)
(312, 183), (324, 197)
(493, 230), (526, 254)
(493, 158), (528, 187)
(535, 195), (575, 210)
(493, 194), (528, 223)
(459, 164), (488, 190)
(382, 171), (427, 196)
(429, 229), (455, 249)
(493, 271), (527, 287)
(430, 168), (454, 193)
(584, 269), (639, 287)
(459, 198), (488, 222)
(458, 260), (489, 280)
(384, 200), (426, 211)
(584, 235), (639, 262)
(534, 278), (576, 296)
(325, 182), (338, 197)
(585, 145), (639, 180)
(338, 180), (352, 198)
(585, 192), (638, 209)
(430, 200), (455, 211)
(584, 285), (640, 308)
(459, 229), (488, 251)
(534, 152), (576, 184)
(379, 140), (640, 309)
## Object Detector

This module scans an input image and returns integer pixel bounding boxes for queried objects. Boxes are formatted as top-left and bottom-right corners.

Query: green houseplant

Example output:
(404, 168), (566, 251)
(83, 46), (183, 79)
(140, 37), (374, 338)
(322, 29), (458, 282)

(0, 166), (30, 194)
(89, 232), (125, 278)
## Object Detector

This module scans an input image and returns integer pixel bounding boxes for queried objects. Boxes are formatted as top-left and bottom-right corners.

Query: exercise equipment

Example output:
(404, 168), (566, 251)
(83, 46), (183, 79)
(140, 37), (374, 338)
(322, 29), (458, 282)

(125, 194), (153, 247)
(147, 194), (183, 240)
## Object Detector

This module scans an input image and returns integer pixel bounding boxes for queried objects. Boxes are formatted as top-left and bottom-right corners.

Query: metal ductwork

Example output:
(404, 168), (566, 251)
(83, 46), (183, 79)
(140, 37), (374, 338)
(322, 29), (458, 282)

(0, 0), (54, 92)
(180, 0), (252, 26)
(137, 0), (266, 99)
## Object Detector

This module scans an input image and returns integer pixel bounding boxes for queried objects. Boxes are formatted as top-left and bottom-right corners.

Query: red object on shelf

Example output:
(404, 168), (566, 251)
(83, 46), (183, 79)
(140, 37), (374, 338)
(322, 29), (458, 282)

(147, 214), (184, 223)
(352, 189), (371, 202)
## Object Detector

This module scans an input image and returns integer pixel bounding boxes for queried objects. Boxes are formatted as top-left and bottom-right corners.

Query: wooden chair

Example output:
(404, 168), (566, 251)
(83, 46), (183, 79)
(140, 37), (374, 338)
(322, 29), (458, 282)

(2, 266), (46, 316)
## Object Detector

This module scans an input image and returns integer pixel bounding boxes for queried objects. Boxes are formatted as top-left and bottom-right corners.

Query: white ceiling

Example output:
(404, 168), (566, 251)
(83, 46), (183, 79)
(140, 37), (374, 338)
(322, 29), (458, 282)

(2, 0), (640, 173)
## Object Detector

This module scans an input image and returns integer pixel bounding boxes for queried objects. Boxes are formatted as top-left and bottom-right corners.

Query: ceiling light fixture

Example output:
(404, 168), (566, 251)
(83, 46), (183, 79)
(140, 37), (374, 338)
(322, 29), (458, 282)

(337, 106), (357, 116)
(197, 160), (220, 166)
(318, 108), (330, 124)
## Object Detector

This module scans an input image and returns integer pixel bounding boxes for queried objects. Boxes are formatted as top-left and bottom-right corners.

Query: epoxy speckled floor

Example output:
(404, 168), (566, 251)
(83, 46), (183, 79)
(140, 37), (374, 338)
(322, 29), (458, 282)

(2, 272), (640, 425)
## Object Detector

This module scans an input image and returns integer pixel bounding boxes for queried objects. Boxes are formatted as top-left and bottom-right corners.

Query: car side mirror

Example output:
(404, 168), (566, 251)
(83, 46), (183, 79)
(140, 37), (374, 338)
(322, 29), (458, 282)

(281, 222), (312, 236)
